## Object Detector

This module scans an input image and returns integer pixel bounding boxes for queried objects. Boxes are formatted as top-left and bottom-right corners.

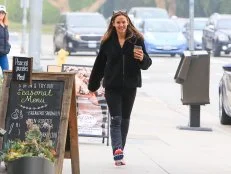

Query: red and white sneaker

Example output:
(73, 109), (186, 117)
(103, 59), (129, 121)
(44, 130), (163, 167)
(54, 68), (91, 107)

(113, 149), (124, 161)
(115, 159), (126, 166)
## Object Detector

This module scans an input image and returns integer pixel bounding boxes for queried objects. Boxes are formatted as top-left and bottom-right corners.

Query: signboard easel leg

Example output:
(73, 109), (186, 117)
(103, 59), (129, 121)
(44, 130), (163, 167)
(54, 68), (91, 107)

(69, 83), (80, 174)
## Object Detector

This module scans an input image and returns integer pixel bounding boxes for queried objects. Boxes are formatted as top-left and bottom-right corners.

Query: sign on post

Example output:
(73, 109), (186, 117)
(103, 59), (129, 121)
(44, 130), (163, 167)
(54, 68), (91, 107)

(12, 56), (32, 84)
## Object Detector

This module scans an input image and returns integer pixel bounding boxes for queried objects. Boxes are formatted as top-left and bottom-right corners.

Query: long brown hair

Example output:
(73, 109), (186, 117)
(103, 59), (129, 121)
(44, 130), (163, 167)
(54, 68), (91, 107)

(1, 13), (8, 26)
(101, 11), (143, 43)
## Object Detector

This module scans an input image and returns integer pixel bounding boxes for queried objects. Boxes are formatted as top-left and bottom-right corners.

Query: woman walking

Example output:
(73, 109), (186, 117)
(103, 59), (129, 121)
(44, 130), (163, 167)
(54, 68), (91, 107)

(88, 10), (152, 166)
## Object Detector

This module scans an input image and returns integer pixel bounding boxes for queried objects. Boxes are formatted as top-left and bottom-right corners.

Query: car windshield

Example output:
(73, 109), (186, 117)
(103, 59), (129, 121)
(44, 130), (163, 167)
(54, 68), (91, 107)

(67, 15), (107, 28)
(135, 9), (168, 19)
(145, 20), (179, 32)
(217, 18), (231, 29)
(194, 20), (207, 30)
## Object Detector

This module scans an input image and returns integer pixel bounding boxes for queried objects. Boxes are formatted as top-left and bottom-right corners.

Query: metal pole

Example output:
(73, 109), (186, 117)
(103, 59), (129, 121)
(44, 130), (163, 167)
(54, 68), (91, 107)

(21, 2), (27, 54)
(28, 0), (43, 71)
(189, 0), (194, 52)
(189, 0), (201, 127)
(189, 105), (200, 127)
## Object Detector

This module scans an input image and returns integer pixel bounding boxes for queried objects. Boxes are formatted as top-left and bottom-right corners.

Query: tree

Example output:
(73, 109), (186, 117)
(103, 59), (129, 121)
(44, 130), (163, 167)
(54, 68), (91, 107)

(155, 0), (176, 16)
(80, 0), (107, 12)
(167, 0), (176, 16)
(155, 0), (166, 8)
(47, 0), (107, 13)
(47, 0), (70, 13)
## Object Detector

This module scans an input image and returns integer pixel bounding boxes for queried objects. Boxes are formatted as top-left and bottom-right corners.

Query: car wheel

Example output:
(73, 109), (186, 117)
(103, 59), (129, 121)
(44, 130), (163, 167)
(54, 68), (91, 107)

(53, 44), (59, 55)
(53, 38), (59, 54)
(170, 54), (176, 57)
(224, 51), (229, 55)
(202, 38), (207, 50)
(63, 38), (68, 50)
(219, 89), (231, 125)
(213, 41), (221, 57)
(63, 38), (71, 54)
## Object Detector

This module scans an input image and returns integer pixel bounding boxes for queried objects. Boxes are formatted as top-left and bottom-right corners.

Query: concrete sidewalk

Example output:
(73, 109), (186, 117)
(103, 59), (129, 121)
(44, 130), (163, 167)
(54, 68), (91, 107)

(63, 94), (231, 174)
(1, 94), (231, 174)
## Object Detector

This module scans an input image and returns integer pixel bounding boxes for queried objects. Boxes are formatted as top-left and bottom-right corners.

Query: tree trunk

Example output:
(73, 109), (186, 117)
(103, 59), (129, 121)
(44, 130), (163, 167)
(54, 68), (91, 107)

(167, 0), (176, 16)
(80, 0), (107, 12)
(155, 0), (166, 9)
(47, 0), (70, 13)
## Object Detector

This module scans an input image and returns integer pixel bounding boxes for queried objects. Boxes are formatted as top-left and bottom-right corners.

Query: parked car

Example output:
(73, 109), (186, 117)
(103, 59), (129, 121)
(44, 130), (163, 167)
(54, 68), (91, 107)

(219, 64), (231, 124)
(172, 16), (188, 32)
(202, 14), (231, 57)
(128, 7), (169, 31)
(53, 12), (107, 55)
(142, 19), (187, 56)
(183, 18), (208, 50)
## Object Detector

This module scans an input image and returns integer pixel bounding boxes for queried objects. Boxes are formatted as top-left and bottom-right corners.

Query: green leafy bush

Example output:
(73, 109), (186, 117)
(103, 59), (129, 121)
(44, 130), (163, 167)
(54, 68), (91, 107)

(1, 120), (56, 163)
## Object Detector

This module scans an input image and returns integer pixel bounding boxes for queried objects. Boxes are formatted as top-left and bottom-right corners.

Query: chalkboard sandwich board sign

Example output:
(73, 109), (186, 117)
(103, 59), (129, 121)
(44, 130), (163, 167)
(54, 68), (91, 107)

(4, 80), (64, 147)
(0, 71), (80, 174)
(12, 56), (33, 84)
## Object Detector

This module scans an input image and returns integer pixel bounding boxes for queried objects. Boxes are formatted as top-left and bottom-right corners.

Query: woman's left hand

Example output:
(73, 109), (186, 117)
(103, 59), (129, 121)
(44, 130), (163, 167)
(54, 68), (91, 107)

(134, 49), (144, 61)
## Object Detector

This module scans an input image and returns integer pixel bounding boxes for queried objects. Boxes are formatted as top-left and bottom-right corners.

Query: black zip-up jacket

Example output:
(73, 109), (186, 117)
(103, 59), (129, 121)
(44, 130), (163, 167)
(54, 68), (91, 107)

(0, 25), (10, 56)
(88, 32), (152, 92)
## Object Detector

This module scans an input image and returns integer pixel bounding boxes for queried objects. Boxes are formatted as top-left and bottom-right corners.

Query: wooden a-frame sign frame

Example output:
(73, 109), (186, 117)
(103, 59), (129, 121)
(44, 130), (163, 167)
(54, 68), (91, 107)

(0, 71), (80, 174)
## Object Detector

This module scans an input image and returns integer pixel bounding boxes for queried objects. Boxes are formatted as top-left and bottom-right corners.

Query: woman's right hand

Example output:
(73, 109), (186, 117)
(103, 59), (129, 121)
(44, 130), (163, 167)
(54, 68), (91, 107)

(88, 91), (99, 105)
(88, 91), (95, 96)
(134, 48), (144, 61)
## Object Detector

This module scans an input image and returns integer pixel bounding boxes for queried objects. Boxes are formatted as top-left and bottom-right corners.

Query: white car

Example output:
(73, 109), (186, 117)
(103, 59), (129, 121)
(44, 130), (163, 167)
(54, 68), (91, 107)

(128, 7), (169, 32)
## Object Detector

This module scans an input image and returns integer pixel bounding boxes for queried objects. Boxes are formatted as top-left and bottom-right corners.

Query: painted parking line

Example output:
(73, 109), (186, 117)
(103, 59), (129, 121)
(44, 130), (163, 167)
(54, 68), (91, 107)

(211, 59), (230, 64)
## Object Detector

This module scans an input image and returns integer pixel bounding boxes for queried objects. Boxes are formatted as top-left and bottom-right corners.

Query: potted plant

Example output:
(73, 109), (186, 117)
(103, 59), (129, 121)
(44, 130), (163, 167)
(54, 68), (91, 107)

(0, 119), (56, 174)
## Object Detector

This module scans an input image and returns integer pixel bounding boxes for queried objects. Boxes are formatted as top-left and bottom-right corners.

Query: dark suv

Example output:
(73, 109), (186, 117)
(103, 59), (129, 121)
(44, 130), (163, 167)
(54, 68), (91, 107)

(202, 14), (231, 57)
(53, 12), (107, 54)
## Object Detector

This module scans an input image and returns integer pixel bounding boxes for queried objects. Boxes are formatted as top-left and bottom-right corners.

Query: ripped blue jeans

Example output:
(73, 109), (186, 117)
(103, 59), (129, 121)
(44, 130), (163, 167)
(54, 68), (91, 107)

(105, 87), (137, 153)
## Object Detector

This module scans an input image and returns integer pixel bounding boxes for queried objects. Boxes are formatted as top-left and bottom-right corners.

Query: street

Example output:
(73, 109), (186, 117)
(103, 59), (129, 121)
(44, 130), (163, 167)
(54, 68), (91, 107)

(37, 52), (228, 130)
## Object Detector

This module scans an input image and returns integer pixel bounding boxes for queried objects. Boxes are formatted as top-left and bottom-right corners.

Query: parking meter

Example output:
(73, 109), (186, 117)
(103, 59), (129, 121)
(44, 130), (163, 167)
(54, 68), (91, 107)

(174, 50), (212, 131)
